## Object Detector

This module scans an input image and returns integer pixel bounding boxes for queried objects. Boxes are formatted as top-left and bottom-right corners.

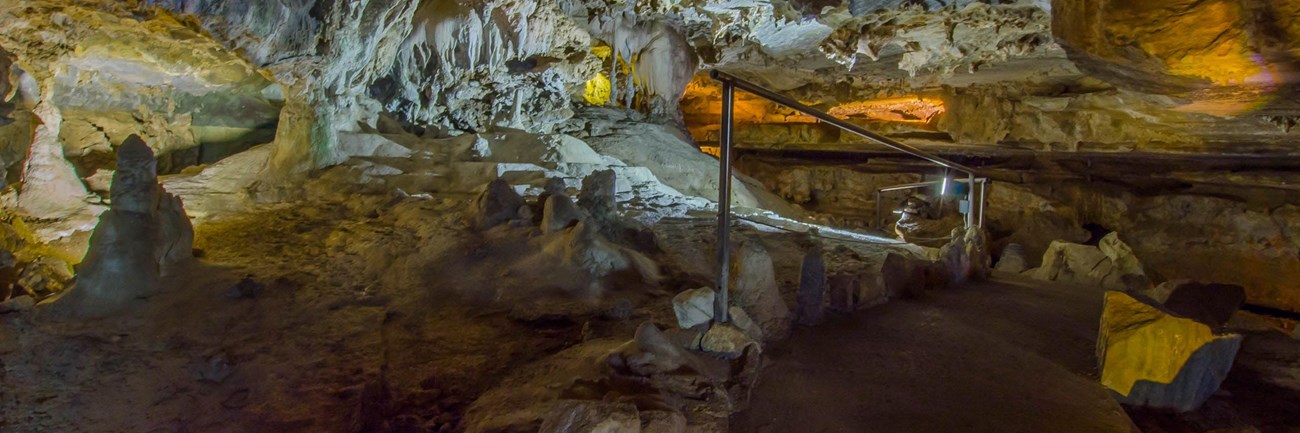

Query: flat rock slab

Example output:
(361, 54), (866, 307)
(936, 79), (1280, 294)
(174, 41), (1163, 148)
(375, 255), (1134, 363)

(733, 276), (1137, 433)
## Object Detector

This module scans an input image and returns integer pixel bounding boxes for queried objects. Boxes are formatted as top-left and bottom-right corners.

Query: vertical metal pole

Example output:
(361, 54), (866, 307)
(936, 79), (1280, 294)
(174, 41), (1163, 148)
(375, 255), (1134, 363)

(875, 190), (883, 229)
(978, 179), (986, 228)
(714, 81), (735, 324)
(965, 172), (975, 228)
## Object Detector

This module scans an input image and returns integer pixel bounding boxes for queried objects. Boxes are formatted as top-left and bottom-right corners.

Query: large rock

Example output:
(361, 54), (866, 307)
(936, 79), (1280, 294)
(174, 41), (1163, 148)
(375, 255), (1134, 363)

(1098, 232), (1150, 291)
(995, 243), (1029, 274)
(1162, 282), (1246, 328)
(700, 323), (757, 359)
(53, 135), (194, 318)
(608, 322), (720, 379)
(1032, 237), (1145, 291)
(538, 400), (640, 433)
(541, 193), (586, 234)
(1098, 291), (1242, 412)
(728, 241), (791, 341)
(936, 227), (990, 285)
(474, 178), (524, 229)
(16, 101), (92, 219)
(672, 287), (715, 329)
(795, 247), (827, 326)
(577, 169), (618, 228)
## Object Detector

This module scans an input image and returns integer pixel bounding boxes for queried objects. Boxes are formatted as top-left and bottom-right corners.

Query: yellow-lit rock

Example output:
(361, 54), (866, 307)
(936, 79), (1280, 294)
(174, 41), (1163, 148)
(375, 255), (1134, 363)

(583, 73), (612, 106)
(1097, 291), (1242, 412)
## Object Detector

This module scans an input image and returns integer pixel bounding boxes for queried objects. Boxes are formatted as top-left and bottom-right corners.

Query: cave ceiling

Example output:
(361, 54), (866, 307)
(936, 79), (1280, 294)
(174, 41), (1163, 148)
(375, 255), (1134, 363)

(1, 0), (1298, 172)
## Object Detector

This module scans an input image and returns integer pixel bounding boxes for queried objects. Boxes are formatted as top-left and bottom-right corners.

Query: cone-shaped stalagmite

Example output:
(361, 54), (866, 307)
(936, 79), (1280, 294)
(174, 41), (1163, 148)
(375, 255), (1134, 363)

(53, 135), (194, 318)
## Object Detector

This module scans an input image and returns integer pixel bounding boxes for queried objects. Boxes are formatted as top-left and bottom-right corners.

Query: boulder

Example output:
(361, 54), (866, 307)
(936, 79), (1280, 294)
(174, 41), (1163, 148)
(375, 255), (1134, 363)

(1032, 238), (1145, 291)
(672, 287), (715, 329)
(577, 169), (618, 227)
(535, 177), (568, 223)
(857, 252), (913, 306)
(608, 322), (719, 378)
(700, 323), (757, 359)
(1098, 232), (1150, 291)
(933, 227), (989, 286)
(1098, 291), (1242, 412)
(728, 241), (791, 340)
(53, 135), (195, 318)
(1162, 282), (1246, 328)
(995, 243), (1029, 274)
(538, 400), (640, 433)
(795, 247), (827, 326)
(474, 178), (524, 229)
(16, 257), (73, 298)
(541, 193), (585, 234)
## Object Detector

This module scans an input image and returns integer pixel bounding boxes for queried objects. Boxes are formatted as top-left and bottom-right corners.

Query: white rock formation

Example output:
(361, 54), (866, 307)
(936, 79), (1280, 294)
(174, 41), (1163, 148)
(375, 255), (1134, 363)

(52, 135), (193, 318)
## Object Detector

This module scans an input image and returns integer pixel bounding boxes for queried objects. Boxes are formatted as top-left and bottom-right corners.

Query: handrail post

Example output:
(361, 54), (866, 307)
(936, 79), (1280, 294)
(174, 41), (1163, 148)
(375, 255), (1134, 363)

(965, 172), (975, 228)
(978, 179), (987, 228)
(714, 80), (735, 324)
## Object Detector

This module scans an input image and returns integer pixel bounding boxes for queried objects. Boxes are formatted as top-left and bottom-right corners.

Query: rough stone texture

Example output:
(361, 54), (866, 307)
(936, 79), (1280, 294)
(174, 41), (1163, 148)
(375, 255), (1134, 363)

(1098, 232), (1149, 290)
(614, 322), (718, 378)
(672, 287), (716, 329)
(1098, 291), (1242, 412)
(993, 182), (1300, 313)
(538, 400), (640, 433)
(541, 193), (586, 234)
(728, 240), (791, 341)
(639, 410), (687, 433)
(1031, 237), (1144, 292)
(728, 306), (765, 343)
(995, 243), (1029, 274)
(795, 247), (827, 326)
(1162, 283), (1247, 328)
(577, 169), (618, 228)
(16, 101), (91, 219)
(936, 227), (989, 285)
(700, 323), (757, 360)
(828, 273), (858, 313)
(474, 178), (524, 230)
(53, 135), (194, 318)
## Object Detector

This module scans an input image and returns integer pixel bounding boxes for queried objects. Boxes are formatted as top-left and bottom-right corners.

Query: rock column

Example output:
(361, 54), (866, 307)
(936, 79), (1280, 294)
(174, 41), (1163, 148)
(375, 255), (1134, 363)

(53, 135), (193, 318)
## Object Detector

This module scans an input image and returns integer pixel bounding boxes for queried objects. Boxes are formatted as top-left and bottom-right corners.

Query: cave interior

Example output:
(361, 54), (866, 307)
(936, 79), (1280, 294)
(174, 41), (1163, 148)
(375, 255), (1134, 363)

(2, 0), (1300, 432)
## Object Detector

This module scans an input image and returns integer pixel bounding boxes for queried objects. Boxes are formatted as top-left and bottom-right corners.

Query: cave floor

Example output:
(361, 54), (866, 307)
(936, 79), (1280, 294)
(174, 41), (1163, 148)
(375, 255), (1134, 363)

(732, 275), (1138, 433)
(732, 273), (1300, 433)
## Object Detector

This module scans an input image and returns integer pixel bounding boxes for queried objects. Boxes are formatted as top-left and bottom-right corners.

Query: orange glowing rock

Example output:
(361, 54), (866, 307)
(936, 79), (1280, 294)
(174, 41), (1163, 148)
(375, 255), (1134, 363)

(826, 97), (945, 123)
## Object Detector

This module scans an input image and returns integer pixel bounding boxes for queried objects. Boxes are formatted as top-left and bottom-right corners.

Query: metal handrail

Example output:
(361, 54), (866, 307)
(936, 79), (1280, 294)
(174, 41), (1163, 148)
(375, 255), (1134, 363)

(709, 69), (979, 177)
(707, 69), (983, 325)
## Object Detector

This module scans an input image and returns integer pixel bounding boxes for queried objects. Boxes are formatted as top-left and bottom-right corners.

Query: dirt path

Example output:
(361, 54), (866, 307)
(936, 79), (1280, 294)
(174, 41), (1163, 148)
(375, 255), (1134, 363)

(732, 274), (1137, 433)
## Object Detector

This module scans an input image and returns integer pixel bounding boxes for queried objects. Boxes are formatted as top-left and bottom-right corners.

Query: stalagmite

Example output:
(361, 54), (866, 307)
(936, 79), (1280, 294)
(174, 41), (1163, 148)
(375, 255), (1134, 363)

(51, 135), (193, 318)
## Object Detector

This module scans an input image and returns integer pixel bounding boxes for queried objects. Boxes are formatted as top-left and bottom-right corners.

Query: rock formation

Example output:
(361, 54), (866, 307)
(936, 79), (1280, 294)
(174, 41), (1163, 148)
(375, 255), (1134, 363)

(796, 246), (827, 326)
(473, 178), (525, 230)
(52, 135), (193, 318)
(729, 240), (792, 341)
(1031, 234), (1148, 292)
(1097, 291), (1243, 412)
